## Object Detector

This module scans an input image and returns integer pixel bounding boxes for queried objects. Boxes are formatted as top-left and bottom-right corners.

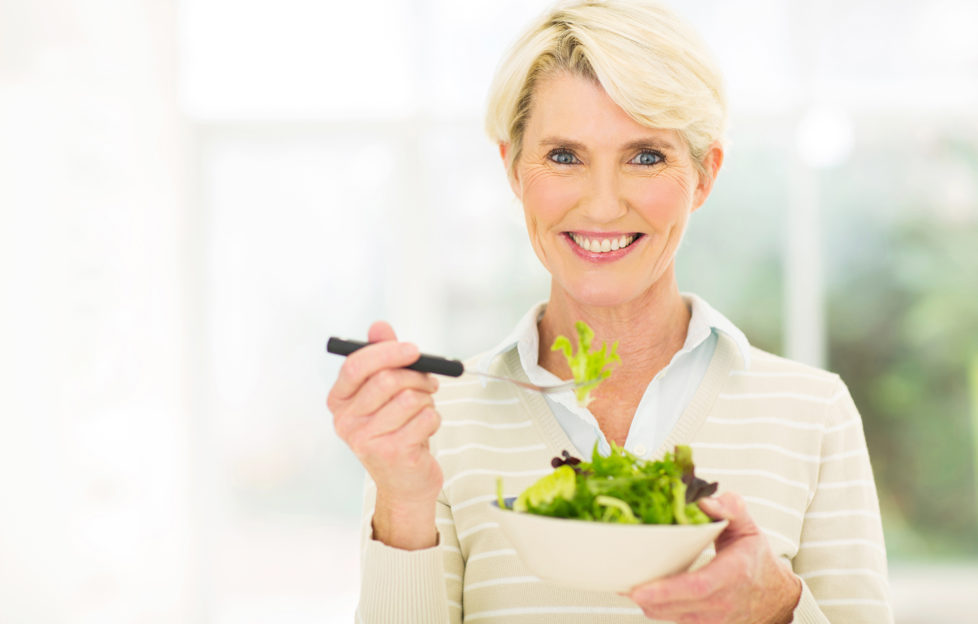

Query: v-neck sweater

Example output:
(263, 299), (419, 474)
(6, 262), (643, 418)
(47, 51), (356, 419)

(357, 333), (892, 623)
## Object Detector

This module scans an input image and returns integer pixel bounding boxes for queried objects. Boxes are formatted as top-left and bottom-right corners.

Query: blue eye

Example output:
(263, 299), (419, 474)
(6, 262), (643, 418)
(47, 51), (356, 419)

(549, 149), (579, 165)
(631, 150), (664, 166)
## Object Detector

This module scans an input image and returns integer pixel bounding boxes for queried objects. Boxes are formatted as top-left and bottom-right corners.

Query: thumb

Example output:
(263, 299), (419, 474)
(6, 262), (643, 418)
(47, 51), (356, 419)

(367, 320), (398, 343)
(698, 492), (760, 549)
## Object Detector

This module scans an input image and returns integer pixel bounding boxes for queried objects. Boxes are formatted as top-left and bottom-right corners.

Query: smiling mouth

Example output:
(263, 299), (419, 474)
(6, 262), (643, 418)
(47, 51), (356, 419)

(566, 232), (644, 254)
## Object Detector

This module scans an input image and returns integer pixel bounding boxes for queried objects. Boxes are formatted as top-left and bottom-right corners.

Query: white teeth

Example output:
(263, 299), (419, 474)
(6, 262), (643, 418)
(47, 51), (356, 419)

(570, 233), (637, 254)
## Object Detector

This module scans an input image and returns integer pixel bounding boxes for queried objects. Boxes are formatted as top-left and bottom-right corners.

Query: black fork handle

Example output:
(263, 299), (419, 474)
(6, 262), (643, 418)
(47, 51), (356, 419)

(325, 337), (465, 377)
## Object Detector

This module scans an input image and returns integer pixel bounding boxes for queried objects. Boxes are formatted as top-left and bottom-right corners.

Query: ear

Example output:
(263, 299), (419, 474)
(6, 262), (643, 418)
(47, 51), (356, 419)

(498, 142), (522, 200)
(691, 141), (724, 212)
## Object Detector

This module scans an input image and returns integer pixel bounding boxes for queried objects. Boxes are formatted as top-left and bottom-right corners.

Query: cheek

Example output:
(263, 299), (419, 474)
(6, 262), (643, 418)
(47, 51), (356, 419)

(521, 172), (580, 224)
(630, 175), (694, 222)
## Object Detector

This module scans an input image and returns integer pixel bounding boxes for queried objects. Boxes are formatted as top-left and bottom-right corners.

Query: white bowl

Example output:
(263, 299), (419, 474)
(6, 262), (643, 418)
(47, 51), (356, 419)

(488, 499), (728, 592)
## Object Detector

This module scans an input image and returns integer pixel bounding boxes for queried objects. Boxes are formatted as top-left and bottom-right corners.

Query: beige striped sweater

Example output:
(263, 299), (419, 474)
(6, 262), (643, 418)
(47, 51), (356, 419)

(357, 333), (892, 623)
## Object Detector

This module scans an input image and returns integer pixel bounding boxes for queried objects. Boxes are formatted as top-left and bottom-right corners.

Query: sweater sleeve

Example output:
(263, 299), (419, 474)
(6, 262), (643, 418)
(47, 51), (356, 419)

(354, 477), (464, 624)
(790, 378), (893, 623)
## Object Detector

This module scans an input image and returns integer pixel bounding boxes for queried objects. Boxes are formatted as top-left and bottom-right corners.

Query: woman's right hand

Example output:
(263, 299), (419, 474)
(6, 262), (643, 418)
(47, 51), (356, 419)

(327, 321), (443, 550)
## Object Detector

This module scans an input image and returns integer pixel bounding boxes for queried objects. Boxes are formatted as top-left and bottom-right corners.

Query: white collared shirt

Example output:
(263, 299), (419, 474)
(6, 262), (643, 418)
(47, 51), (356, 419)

(477, 293), (751, 459)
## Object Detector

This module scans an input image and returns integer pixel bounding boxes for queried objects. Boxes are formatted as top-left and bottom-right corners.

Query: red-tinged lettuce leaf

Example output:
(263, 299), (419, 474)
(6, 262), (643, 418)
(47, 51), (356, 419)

(676, 444), (718, 503)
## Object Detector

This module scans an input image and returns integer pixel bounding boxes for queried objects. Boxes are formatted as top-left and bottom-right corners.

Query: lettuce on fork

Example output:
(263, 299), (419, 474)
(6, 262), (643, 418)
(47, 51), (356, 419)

(498, 444), (719, 525)
(551, 321), (620, 406)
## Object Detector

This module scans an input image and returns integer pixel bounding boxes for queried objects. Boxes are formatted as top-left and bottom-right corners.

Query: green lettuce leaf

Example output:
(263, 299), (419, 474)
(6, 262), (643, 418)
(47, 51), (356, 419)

(551, 321), (621, 406)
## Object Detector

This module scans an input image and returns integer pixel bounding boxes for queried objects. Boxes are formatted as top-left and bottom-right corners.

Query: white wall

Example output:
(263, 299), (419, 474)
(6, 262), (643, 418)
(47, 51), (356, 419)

(0, 1), (193, 622)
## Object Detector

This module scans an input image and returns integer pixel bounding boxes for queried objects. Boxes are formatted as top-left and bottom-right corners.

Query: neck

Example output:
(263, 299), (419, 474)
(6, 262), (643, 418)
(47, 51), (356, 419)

(537, 267), (690, 382)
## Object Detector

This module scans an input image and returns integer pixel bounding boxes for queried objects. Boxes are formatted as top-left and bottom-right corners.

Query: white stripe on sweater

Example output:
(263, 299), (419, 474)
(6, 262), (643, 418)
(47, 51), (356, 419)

(717, 390), (845, 404)
(457, 522), (499, 541)
(761, 527), (798, 551)
(452, 494), (497, 512)
(438, 442), (546, 458)
(466, 606), (645, 621)
(799, 539), (887, 555)
(706, 416), (824, 431)
(468, 548), (517, 563)
(465, 575), (540, 591)
(800, 568), (886, 580)
(805, 509), (881, 520)
(729, 370), (835, 382)
(817, 479), (876, 490)
(696, 442), (865, 466)
(817, 599), (891, 608)
(439, 419), (532, 430)
(821, 449), (866, 463)
(825, 419), (860, 434)
(693, 442), (820, 463)
(437, 397), (519, 406)
(444, 468), (550, 489)
(743, 495), (804, 519)
(696, 467), (810, 491)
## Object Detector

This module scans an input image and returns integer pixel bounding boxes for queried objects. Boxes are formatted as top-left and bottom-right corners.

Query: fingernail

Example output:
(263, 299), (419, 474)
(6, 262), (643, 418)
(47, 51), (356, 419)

(400, 343), (419, 358)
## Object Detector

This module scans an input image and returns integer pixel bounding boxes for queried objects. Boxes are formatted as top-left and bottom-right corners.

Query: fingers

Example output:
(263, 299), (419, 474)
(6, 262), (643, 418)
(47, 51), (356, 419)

(329, 339), (421, 401)
(696, 491), (741, 521)
(698, 492), (761, 548)
(630, 563), (724, 609)
(367, 320), (397, 343)
(360, 386), (437, 438)
(345, 368), (439, 420)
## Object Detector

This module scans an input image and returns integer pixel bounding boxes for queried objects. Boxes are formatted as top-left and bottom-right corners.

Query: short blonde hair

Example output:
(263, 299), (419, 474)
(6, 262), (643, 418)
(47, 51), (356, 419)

(485, 0), (727, 174)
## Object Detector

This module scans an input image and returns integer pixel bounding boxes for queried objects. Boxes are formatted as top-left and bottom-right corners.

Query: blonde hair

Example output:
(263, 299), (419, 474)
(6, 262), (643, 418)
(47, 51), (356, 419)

(485, 0), (727, 175)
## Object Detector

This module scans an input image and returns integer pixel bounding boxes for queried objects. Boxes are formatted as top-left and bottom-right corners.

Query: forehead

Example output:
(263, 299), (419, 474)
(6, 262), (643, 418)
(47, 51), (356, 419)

(524, 72), (682, 152)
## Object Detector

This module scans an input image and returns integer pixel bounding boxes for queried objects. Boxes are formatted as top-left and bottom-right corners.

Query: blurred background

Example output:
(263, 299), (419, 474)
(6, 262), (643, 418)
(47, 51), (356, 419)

(1, 0), (976, 622)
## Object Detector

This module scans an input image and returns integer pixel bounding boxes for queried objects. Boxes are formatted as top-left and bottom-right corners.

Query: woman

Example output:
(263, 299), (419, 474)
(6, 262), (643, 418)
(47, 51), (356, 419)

(328, 1), (891, 622)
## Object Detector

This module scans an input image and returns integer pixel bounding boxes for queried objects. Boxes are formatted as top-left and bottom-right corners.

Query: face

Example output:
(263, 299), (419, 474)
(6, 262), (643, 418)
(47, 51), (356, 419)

(504, 72), (722, 309)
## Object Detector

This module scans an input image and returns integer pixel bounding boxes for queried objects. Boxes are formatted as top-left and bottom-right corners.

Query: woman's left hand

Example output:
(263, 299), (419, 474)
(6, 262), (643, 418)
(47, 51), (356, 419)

(627, 492), (802, 624)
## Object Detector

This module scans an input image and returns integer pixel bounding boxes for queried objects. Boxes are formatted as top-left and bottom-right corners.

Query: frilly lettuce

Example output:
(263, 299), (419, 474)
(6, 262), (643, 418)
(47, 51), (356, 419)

(551, 321), (620, 406)
(498, 443), (718, 525)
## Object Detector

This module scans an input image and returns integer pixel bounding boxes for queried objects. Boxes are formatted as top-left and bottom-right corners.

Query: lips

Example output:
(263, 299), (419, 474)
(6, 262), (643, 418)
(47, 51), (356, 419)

(566, 232), (644, 254)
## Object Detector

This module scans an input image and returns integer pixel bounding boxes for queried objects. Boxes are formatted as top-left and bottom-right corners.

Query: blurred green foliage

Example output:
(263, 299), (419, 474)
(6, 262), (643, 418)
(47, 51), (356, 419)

(823, 127), (978, 559)
(827, 218), (978, 558)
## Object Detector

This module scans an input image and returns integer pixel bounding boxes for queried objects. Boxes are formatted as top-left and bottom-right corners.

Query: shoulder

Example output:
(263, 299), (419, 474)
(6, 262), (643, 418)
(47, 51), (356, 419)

(736, 346), (843, 389)
(718, 346), (857, 424)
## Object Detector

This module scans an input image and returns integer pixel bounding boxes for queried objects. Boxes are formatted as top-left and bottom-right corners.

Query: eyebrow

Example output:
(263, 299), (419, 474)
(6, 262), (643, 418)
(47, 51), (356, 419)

(539, 136), (680, 153)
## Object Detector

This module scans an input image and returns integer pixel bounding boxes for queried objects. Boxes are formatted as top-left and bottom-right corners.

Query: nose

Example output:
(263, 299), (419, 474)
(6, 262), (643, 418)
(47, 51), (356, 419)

(580, 168), (627, 223)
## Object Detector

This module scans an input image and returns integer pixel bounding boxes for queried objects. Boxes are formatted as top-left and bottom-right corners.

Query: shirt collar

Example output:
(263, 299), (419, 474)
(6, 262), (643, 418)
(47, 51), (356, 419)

(681, 293), (752, 368)
(477, 293), (751, 374)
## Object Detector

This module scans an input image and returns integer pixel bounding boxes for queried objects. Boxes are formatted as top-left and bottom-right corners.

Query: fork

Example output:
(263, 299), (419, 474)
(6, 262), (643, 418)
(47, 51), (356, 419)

(326, 337), (580, 395)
